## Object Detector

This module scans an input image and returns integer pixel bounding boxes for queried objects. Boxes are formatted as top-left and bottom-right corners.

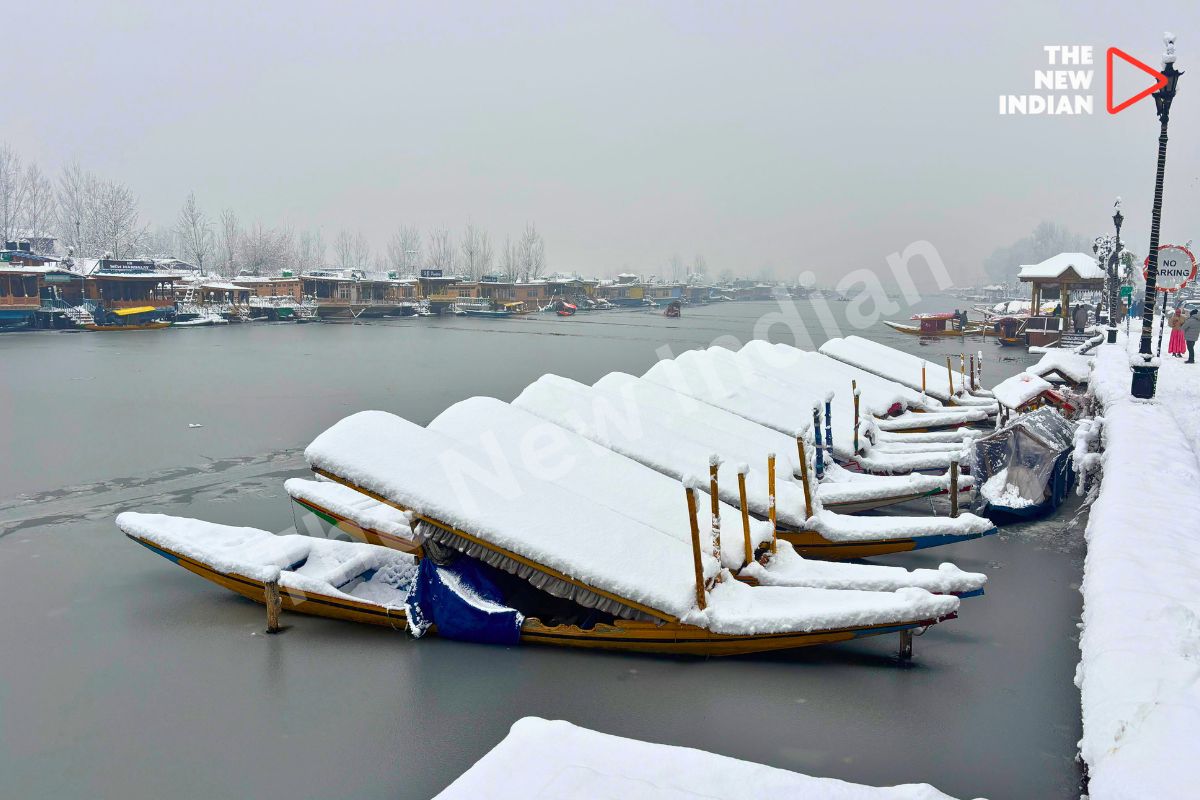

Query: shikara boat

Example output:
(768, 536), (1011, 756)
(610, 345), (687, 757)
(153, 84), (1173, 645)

(286, 400), (987, 595)
(117, 512), (416, 628)
(663, 300), (682, 318)
(293, 410), (961, 654)
(120, 508), (958, 654)
(883, 312), (985, 337)
(81, 305), (172, 331)
(820, 336), (999, 410)
(512, 375), (996, 559)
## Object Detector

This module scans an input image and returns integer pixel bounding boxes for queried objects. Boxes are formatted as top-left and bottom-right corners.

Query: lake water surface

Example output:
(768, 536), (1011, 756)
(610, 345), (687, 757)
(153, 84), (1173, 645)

(0, 298), (1084, 799)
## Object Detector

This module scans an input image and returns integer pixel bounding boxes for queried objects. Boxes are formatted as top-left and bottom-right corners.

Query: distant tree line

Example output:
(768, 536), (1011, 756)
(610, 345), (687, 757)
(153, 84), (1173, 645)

(981, 221), (1095, 284)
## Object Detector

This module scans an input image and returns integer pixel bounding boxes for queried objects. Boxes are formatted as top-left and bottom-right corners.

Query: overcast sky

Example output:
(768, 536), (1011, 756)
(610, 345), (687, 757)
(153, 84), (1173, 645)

(11, 1), (1200, 284)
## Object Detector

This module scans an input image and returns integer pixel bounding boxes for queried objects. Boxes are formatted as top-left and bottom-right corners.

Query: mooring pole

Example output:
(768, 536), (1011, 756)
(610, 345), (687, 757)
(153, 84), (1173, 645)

(824, 393), (834, 454)
(708, 455), (722, 560)
(969, 354), (976, 391)
(899, 629), (913, 661)
(945, 356), (955, 397)
(949, 457), (960, 518)
(264, 570), (283, 634)
(736, 467), (753, 568)
(811, 406), (824, 479)
(796, 433), (814, 519)
(684, 485), (708, 610)
(766, 452), (778, 553)
(852, 384), (861, 454)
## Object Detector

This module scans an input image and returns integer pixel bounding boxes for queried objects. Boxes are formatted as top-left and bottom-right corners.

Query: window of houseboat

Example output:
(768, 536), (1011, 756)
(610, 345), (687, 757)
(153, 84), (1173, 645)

(0, 276), (8, 297)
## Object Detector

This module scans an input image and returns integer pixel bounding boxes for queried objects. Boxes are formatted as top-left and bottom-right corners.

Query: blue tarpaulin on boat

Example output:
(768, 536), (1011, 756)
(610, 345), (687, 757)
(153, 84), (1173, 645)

(405, 555), (523, 645)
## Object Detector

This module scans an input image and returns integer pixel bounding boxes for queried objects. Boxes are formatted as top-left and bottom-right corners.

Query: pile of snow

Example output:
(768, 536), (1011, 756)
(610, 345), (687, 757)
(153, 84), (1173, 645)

(434, 717), (977, 800)
(1026, 350), (1092, 385)
(1077, 342), (1200, 798)
(991, 373), (1052, 411)
(977, 469), (1034, 509)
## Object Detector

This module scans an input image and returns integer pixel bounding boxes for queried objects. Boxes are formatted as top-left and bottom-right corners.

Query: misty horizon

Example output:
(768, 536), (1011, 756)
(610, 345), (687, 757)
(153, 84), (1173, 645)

(8, 1), (1200, 286)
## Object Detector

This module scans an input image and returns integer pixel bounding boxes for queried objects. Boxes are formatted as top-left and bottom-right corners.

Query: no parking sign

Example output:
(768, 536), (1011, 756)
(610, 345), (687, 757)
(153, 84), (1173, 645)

(1143, 245), (1197, 292)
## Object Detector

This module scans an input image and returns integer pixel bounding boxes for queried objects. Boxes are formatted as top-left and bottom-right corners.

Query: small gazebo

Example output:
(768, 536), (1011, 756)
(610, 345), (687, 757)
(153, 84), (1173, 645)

(1017, 253), (1106, 346)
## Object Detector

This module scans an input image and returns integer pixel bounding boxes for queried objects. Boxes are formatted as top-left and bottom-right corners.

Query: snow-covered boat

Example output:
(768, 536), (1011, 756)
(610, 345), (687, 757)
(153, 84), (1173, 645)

(285, 476), (986, 598)
(638, 347), (983, 474)
(883, 312), (984, 337)
(117, 512), (417, 628)
(172, 311), (229, 327)
(820, 336), (998, 409)
(295, 410), (961, 654)
(972, 407), (1077, 524)
(512, 376), (996, 559)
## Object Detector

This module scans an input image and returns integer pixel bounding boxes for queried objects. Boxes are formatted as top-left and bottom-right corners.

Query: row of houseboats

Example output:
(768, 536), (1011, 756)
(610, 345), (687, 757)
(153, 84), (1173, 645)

(113, 336), (1088, 660)
(0, 247), (759, 331)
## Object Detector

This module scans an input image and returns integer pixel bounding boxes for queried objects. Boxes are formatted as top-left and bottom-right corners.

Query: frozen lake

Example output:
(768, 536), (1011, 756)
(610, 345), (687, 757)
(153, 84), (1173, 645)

(0, 298), (1084, 799)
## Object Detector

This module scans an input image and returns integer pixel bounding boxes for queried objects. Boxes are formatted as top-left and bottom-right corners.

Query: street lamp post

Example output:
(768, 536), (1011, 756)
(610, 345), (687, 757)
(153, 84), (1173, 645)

(1131, 34), (1183, 399)
(1109, 200), (1123, 344)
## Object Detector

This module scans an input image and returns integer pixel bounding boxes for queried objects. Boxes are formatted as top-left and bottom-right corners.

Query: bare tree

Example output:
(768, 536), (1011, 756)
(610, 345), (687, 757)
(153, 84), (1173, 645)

(461, 223), (495, 279)
(427, 227), (457, 273)
(333, 229), (371, 270)
(21, 163), (54, 251)
(479, 231), (494, 277)
(518, 222), (546, 281)
(93, 179), (145, 258)
(56, 163), (94, 256)
(0, 145), (25, 243)
(143, 226), (179, 258)
(386, 225), (421, 273)
(219, 209), (241, 275)
(668, 253), (685, 282)
(297, 229), (326, 270)
(175, 192), (214, 270)
(500, 235), (519, 281)
(241, 223), (294, 275)
(692, 254), (708, 280)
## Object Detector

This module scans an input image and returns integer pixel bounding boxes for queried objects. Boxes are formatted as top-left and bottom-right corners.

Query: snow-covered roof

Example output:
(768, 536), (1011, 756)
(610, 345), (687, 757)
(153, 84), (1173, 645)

(992, 372), (1054, 410)
(1018, 252), (1105, 282)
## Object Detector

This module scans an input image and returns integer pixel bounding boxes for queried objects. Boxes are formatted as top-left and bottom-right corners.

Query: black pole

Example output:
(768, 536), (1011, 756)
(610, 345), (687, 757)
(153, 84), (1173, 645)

(1109, 214), (1123, 343)
(1131, 57), (1182, 399)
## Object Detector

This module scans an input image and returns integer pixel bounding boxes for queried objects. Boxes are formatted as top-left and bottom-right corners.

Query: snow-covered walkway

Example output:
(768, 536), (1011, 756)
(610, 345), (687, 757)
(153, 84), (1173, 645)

(1078, 338), (1200, 799)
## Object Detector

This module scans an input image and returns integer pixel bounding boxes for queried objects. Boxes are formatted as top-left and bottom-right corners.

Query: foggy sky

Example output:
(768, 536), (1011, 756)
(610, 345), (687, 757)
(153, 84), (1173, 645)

(12, 1), (1200, 284)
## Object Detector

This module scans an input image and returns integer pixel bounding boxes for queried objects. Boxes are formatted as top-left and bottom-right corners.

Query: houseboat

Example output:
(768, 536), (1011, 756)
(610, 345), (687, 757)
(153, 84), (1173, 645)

(1, 245), (80, 329)
(76, 258), (181, 328)
(300, 270), (416, 318)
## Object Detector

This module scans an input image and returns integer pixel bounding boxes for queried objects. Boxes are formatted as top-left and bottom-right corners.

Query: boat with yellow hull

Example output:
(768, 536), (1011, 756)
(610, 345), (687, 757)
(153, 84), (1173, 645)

(118, 511), (957, 657)
(82, 319), (171, 331)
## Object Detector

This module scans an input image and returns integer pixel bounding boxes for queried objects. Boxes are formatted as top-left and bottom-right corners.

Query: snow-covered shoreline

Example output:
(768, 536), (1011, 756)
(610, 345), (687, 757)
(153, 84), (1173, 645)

(1077, 340), (1200, 798)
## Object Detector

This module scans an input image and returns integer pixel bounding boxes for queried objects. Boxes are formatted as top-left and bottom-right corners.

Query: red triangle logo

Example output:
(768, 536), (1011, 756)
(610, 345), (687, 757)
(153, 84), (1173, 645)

(1107, 47), (1168, 114)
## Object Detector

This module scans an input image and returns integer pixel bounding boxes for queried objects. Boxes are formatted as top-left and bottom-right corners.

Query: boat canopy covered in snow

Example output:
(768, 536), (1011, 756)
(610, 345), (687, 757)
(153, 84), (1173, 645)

(973, 406), (1077, 524)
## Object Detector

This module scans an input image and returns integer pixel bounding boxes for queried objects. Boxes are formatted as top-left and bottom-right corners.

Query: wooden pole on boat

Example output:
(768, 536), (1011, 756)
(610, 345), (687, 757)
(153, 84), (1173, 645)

(921, 365), (927, 396)
(945, 356), (955, 396)
(852, 383), (861, 455)
(684, 485), (707, 610)
(969, 354), (976, 391)
(949, 457), (960, 518)
(959, 353), (966, 390)
(977, 350), (984, 389)
(795, 434), (814, 519)
(767, 452), (778, 553)
(708, 455), (722, 560)
(736, 466), (753, 567)
(811, 406), (824, 479)
(264, 569), (282, 634)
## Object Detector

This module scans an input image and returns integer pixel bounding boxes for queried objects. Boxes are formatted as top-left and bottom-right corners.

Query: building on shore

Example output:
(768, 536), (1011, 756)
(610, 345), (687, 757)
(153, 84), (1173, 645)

(300, 269), (419, 318)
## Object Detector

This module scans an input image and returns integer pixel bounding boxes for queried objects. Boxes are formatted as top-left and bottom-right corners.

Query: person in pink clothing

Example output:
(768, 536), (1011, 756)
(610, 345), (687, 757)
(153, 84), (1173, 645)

(1168, 307), (1187, 358)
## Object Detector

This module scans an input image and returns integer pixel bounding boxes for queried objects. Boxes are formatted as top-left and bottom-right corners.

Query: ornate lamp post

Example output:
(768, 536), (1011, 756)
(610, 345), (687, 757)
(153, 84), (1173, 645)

(1109, 199), (1124, 343)
(1132, 34), (1183, 399)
